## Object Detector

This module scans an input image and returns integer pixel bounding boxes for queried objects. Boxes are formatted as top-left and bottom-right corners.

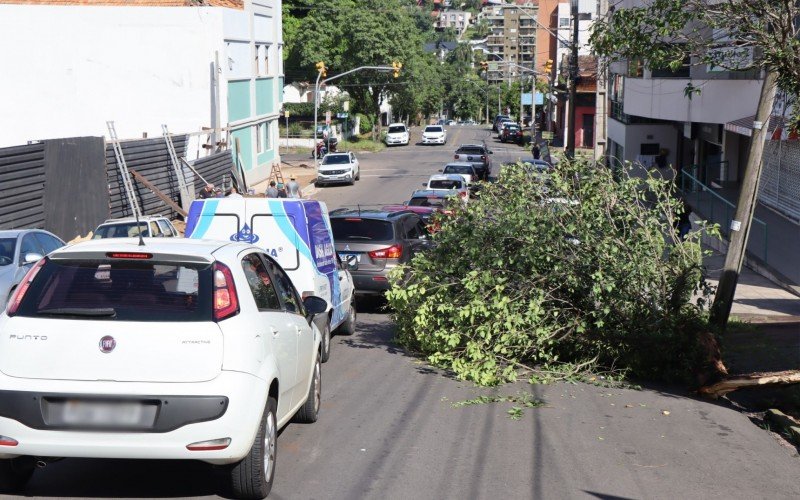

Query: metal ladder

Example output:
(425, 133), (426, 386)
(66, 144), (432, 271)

(162, 124), (192, 209)
(106, 121), (141, 218)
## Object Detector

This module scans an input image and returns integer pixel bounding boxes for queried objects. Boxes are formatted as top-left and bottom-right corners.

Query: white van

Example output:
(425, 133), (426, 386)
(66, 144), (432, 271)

(185, 198), (356, 362)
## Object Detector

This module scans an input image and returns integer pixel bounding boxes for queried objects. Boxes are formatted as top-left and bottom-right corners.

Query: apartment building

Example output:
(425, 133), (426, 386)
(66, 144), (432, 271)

(480, 2), (538, 84)
(0, 0), (283, 184)
(436, 9), (472, 36)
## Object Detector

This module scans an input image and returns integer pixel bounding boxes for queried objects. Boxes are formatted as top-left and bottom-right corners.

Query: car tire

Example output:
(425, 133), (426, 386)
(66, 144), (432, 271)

(0, 456), (35, 493)
(228, 397), (277, 500)
(337, 299), (357, 336)
(356, 169), (361, 181)
(320, 321), (331, 363)
(294, 355), (321, 424)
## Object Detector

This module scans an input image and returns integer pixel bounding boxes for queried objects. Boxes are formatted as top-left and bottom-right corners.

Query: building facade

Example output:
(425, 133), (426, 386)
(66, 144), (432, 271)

(436, 9), (472, 35)
(0, 0), (283, 184)
(480, 2), (538, 85)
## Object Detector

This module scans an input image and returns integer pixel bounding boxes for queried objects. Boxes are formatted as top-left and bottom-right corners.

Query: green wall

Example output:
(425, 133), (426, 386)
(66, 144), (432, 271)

(231, 127), (253, 172)
(228, 80), (251, 122)
(256, 78), (274, 116)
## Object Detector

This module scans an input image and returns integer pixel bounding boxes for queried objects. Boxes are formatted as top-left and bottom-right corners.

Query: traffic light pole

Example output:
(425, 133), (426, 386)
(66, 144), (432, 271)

(313, 64), (394, 165)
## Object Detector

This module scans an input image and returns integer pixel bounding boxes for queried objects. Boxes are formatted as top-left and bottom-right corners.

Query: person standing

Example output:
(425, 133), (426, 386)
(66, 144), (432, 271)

(287, 177), (301, 199)
(227, 186), (243, 198)
(532, 143), (541, 160)
(198, 183), (215, 199)
(265, 180), (279, 198)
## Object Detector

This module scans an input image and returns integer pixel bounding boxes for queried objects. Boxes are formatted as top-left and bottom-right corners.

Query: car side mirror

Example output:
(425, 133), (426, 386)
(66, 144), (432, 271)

(23, 252), (43, 265)
(302, 295), (328, 323)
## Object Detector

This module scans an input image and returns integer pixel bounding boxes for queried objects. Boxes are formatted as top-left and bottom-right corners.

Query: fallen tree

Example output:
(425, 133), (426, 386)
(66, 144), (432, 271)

(700, 370), (800, 398)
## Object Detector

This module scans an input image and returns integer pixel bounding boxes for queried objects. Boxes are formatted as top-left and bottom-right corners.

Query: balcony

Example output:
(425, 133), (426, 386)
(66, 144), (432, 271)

(622, 77), (763, 123)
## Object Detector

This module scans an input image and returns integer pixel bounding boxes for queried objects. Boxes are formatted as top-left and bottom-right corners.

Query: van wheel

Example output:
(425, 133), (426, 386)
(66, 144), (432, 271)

(228, 397), (277, 500)
(320, 322), (331, 363)
(294, 355), (321, 423)
(0, 456), (35, 493)
(338, 300), (357, 336)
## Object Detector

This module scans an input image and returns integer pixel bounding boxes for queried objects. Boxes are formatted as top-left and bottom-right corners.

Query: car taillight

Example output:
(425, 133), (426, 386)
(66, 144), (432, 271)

(6, 257), (47, 316)
(212, 262), (239, 321)
(369, 244), (402, 259)
(480, 155), (486, 160)
(459, 191), (468, 198)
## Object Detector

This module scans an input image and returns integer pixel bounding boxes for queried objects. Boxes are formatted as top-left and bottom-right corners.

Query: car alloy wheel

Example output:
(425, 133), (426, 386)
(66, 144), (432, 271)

(312, 357), (321, 414)
(263, 407), (277, 481)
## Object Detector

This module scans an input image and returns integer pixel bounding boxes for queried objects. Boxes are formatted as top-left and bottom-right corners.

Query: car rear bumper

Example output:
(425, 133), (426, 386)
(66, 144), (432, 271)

(0, 371), (267, 464)
(351, 272), (392, 293)
(421, 137), (445, 144)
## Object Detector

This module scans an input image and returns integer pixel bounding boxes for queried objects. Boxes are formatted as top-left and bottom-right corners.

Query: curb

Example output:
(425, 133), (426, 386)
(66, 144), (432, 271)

(301, 182), (319, 199)
(766, 409), (800, 446)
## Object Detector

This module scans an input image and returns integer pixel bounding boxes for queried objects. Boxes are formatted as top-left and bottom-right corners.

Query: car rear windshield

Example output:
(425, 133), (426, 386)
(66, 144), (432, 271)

(444, 165), (474, 175)
(322, 155), (350, 165)
(0, 238), (15, 266)
(408, 197), (447, 208)
(93, 223), (147, 239)
(456, 147), (485, 155)
(15, 259), (213, 322)
(429, 179), (463, 190)
(424, 126), (443, 133)
(330, 219), (394, 242)
(388, 126), (406, 133)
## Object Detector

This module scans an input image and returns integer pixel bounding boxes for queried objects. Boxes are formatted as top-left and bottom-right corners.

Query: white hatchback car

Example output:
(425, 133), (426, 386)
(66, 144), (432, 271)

(384, 123), (410, 146)
(421, 125), (447, 145)
(0, 238), (327, 498)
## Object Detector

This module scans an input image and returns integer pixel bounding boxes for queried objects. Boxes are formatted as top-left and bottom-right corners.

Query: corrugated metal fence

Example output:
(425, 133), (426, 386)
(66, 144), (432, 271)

(106, 136), (188, 219)
(760, 140), (800, 223)
(190, 150), (235, 191)
(0, 143), (46, 230)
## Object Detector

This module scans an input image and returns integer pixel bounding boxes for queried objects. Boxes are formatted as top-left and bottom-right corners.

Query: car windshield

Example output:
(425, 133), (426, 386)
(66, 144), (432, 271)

(16, 259), (213, 322)
(430, 180), (463, 190)
(322, 155), (350, 165)
(408, 197), (446, 208)
(93, 222), (148, 239)
(388, 126), (406, 133)
(331, 218), (394, 242)
(0, 237), (16, 266)
(444, 165), (473, 175)
(425, 126), (443, 133)
(456, 147), (484, 155)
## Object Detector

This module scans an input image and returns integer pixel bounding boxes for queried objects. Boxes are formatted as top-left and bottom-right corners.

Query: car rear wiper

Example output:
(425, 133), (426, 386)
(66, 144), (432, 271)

(37, 308), (117, 318)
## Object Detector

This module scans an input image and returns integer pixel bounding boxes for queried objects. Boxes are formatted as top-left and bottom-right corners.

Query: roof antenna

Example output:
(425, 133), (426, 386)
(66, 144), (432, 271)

(134, 209), (145, 247)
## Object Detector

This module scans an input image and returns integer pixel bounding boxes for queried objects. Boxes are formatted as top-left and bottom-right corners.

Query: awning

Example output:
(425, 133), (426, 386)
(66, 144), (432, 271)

(725, 115), (791, 138)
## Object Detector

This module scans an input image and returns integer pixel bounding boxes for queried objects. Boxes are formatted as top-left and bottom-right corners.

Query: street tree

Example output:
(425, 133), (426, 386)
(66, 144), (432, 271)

(590, 0), (800, 330)
(448, 77), (486, 120)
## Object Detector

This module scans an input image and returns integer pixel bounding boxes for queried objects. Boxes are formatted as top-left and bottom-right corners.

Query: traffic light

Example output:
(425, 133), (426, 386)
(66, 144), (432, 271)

(480, 61), (489, 71)
(392, 61), (402, 78)
(315, 61), (327, 78)
(544, 59), (553, 74)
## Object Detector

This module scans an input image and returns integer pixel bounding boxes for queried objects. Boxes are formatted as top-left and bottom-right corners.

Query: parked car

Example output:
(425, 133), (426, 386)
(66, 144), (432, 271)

(497, 121), (517, 139)
(493, 114), (511, 132)
(0, 229), (65, 310)
(421, 125), (447, 145)
(316, 152), (360, 186)
(453, 144), (492, 180)
(425, 174), (470, 200)
(501, 123), (523, 144)
(185, 198), (357, 363)
(0, 238), (328, 498)
(93, 216), (179, 239)
(446, 120), (456, 126)
(384, 123), (410, 146)
(329, 209), (431, 295)
(440, 162), (479, 185)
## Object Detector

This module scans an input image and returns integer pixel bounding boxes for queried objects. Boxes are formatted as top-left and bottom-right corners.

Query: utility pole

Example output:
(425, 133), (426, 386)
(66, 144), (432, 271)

(710, 70), (778, 331)
(565, 0), (579, 159)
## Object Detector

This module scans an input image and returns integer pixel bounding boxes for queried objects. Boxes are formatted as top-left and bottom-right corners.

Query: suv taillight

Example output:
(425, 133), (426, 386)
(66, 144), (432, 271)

(369, 244), (402, 259)
(212, 262), (239, 321)
(6, 257), (47, 316)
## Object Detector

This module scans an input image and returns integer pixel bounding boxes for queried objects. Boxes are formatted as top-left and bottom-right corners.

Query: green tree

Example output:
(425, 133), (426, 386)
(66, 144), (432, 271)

(448, 77), (486, 120)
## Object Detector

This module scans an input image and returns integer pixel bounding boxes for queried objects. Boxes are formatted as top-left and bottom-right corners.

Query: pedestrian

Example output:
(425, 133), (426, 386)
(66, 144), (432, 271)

(675, 198), (693, 240)
(287, 176), (301, 199)
(532, 143), (541, 160)
(277, 182), (288, 198)
(198, 183), (215, 199)
(266, 180), (279, 198)
(227, 186), (243, 198)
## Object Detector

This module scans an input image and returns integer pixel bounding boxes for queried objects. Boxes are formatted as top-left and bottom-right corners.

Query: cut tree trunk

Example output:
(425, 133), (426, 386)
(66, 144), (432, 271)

(699, 370), (800, 398)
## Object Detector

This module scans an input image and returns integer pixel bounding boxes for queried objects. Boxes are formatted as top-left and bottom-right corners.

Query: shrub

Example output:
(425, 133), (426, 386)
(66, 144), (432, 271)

(386, 159), (716, 386)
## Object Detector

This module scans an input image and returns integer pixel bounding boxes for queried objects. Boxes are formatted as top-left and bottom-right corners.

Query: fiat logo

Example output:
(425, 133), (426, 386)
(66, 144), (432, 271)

(99, 336), (116, 353)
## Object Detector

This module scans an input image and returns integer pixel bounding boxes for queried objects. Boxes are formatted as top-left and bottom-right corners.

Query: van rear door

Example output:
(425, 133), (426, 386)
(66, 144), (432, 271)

(185, 200), (243, 242)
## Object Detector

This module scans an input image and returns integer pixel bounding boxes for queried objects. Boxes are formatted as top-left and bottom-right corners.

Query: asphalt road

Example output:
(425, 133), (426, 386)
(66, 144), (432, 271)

(16, 126), (800, 499)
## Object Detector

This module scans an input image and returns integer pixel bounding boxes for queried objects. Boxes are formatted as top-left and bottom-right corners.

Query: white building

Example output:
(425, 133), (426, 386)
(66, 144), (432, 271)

(0, 0), (283, 184)
(437, 10), (472, 36)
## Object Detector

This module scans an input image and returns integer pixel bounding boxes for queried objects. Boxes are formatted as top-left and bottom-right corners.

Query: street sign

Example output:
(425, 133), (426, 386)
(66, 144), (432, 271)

(488, 62), (499, 72)
(284, 110), (290, 118)
(336, 112), (349, 119)
(325, 111), (331, 125)
(541, 131), (554, 140)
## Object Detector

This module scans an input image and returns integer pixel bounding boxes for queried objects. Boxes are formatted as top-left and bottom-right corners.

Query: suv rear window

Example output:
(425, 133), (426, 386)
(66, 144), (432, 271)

(456, 147), (485, 155)
(16, 259), (212, 322)
(408, 197), (447, 208)
(444, 165), (474, 175)
(330, 218), (394, 242)
(429, 179), (463, 190)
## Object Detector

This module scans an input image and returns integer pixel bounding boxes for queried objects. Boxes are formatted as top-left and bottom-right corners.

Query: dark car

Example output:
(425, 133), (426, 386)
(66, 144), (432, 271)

(501, 124), (523, 144)
(492, 114), (511, 132)
(329, 209), (431, 295)
(406, 189), (462, 209)
(453, 144), (492, 181)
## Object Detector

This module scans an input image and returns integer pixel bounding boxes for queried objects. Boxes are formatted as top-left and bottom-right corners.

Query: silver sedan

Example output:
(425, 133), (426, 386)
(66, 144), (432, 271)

(0, 229), (65, 310)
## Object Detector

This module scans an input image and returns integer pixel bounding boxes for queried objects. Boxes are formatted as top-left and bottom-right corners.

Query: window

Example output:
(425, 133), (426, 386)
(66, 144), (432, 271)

(404, 216), (423, 239)
(559, 18), (569, 27)
(19, 234), (43, 263)
(265, 259), (303, 315)
(149, 222), (162, 237)
(264, 45), (270, 76)
(33, 233), (63, 254)
(156, 220), (172, 236)
(264, 122), (271, 150)
(330, 218), (394, 242)
(257, 123), (265, 153)
(578, 13), (592, 21)
(241, 254), (281, 311)
(0, 238), (15, 266)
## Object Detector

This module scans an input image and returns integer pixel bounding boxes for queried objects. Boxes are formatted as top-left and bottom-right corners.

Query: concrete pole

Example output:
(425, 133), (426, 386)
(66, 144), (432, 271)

(565, 0), (579, 158)
(710, 70), (778, 331)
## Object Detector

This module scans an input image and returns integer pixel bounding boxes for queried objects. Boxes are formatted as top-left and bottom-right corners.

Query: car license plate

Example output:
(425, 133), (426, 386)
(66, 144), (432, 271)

(62, 400), (144, 427)
(339, 252), (361, 263)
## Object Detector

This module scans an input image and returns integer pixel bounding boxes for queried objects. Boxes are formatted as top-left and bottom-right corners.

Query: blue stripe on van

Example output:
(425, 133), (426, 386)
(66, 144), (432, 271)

(187, 200), (219, 239)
